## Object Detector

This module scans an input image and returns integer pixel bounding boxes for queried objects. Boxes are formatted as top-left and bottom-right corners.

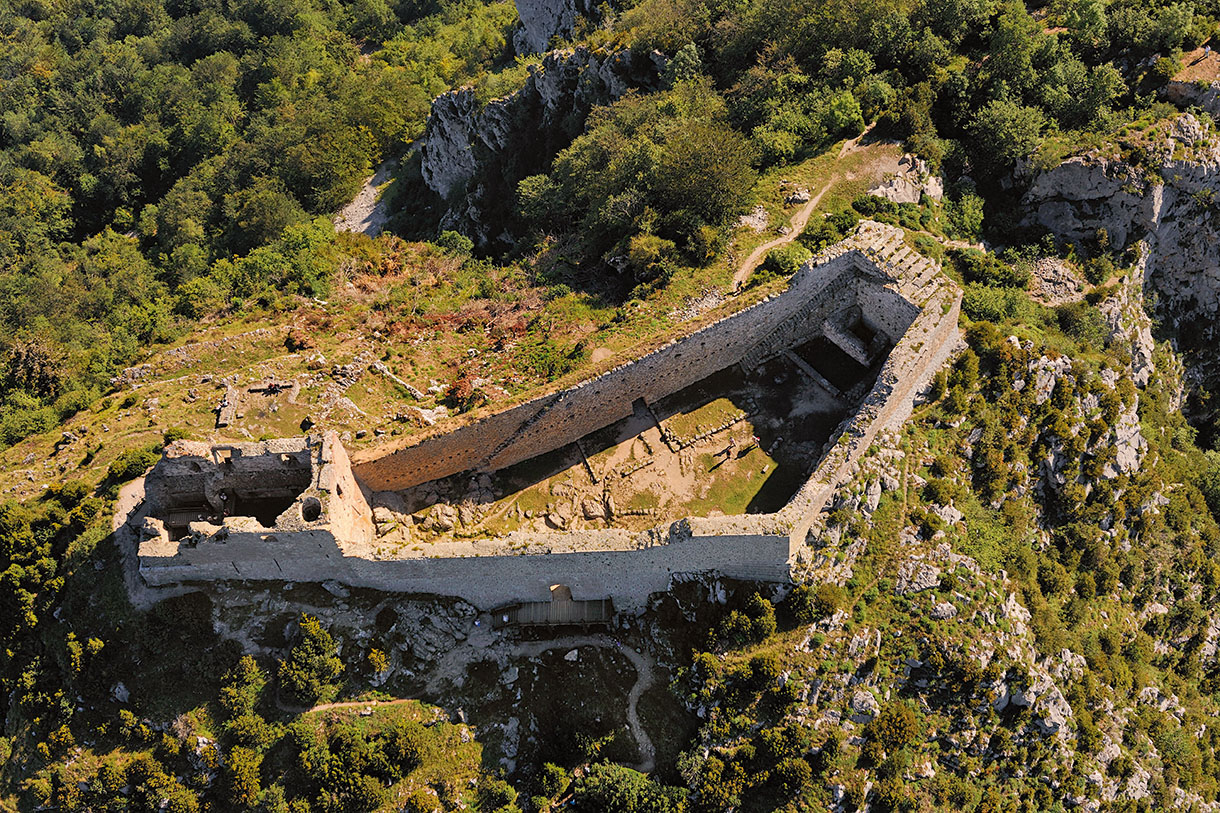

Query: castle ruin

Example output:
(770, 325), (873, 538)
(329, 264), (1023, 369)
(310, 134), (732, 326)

(129, 222), (962, 611)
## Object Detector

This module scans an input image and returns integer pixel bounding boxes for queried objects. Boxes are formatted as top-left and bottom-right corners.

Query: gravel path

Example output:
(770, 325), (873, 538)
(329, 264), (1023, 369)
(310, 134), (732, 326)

(732, 127), (875, 289)
(334, 157), (397, 236)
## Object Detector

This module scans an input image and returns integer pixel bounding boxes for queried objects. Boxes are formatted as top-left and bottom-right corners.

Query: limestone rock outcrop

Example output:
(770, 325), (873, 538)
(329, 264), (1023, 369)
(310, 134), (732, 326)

(419, 46), (665, 247)
(512, 0), (597, 54)
(1021, 113), (1220, 332)
(868, 154), (944, 204)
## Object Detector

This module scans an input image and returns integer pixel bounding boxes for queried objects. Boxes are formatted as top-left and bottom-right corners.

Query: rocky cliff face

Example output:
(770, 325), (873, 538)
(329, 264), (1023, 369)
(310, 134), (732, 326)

(1022, 114), (1220, 322)
(512, 0), (597, 54)
(1021, 113), (1220, 422)
(419, 46), (665, 248)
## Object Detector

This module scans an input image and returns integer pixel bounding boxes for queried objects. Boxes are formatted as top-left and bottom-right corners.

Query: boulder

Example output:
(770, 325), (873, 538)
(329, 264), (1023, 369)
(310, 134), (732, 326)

(896, 559), (941, 594)
(428, 503), (457, 532)
(581, 497), (607, 520)
(850, 689), (880, 716)
(930, 601), (958, 620)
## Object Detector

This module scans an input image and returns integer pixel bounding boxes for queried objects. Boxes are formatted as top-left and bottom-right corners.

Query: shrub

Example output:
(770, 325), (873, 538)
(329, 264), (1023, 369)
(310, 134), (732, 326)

(539, 763), (569, 797)
(478, 777), (519, 810)
(383, 721), (426, 776)
(105, 446), (161, 483)
(866, 702), (921, 752)
(950, 247), (1029, 288)
(962, 284), (1032, 322)
(1083, 255), (1114, 285)
(1056, 301), (1107, 346)
(277, 614), (343, 706)
(945, 192), (984, 240)
(852, 194), (898, 218)
(571, 764), (686, 812)
(403, 789), (439, 813)
(773, 757), (811, 798)
(1150, 57), (1182, 85)
(435, 230), (474, 255)
(761, 243), (813, 277)
(626, 234), (677, 280)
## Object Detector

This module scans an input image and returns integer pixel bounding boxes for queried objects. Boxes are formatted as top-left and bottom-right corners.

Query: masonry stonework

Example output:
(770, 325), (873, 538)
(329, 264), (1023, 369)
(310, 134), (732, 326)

(130, 222), (961, 611)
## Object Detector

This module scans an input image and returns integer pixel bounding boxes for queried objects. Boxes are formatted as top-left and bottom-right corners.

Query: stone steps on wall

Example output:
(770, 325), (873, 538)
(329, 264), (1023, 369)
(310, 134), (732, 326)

(482, 393), (564, 471)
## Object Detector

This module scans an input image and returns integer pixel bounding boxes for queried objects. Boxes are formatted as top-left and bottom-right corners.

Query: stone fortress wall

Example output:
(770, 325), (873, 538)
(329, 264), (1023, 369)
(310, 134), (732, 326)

(134, 222), (962, 610)
(355, 246), (901, 492)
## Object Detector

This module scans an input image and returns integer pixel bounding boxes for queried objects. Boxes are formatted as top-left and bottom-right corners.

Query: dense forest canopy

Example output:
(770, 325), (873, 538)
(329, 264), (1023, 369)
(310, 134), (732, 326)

(0, 0), (518, 442)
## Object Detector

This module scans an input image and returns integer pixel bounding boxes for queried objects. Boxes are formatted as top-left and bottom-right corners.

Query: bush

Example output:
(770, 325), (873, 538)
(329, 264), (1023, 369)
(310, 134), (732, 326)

(773, 757), (812, 798)
(571, 764), (686, 812)
(1150, 57), (1182, 85)
(403, 790), (439, 813)
(105, 446), (161, 483)
(716, 593), (777, 647)
(950, 247), (1028, 288)
(278, 613), (343, 706)
(626, 234), (677, 280)
(962, 284), (1032, 322)
(435, 230), (474, 256)
(175, 276), (227, 317)
(383, 721), (426, 776)
(945, 192), (984, 240)
(852, 194), (898, 218)
(866, 702), (921, 752)
(478, 777), (519, 811)
(761, 243), (813, 277)
(1083, 255), (1114, 285)
(539, 763), (569, 797)
(1056, 301), (1107, 346)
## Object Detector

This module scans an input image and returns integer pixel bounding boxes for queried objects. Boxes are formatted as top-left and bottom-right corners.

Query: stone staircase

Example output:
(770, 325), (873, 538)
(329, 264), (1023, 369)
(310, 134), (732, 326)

(852, 222), (942, 305)
(482, 394), (564, 471)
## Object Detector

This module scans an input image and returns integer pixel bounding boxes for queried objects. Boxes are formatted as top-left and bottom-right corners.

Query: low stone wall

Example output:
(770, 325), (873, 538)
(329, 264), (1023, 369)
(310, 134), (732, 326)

(355, 255), (874, 492)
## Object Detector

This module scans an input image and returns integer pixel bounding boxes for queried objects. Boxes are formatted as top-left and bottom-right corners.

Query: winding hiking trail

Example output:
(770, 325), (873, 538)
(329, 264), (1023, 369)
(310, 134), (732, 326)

(732, 128), (875, 289)
(280, 633), (660, 774)
(428, 632), (660, 773)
